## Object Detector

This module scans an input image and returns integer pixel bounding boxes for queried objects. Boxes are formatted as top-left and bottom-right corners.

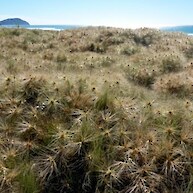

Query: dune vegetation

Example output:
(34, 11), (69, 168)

(0, 26), (193, 193)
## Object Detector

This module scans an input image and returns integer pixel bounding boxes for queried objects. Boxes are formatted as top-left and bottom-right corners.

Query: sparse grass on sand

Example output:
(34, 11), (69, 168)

(0, 27), (193, 193)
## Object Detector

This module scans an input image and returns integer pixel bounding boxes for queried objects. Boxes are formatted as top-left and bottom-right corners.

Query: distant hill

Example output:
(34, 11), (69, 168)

(0, 18), (30, 25)
(161, 25), (193, 34)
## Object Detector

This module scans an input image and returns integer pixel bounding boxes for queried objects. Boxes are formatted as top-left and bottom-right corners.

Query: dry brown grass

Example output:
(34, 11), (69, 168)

(0, 26), (193, 193)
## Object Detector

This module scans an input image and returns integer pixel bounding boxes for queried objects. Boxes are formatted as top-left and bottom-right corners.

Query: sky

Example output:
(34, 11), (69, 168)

(0, 0), (193, 28)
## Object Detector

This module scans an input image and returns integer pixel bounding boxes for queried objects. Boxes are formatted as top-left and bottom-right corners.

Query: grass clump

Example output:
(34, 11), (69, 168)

(126, 66), (156, 88)
(6, 59), (18, 74)
(21, 77), (47, 105)
(95, 90), (114, 111)
(10, 29), (21, 36)
(132, 29), (160, 46)
(84, 42), (107, 53)
(121, 45), (139, 56)
(154, 72), (193, 98)
(56, 52), (67, 63)
(161, 54), (183, 73)
(17, 163), (40, 193)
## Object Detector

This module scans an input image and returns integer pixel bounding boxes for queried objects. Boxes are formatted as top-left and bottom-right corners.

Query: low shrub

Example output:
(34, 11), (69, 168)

(161, 55), (183, 73)
(121, 46), (139, 56)
(126, 66), (156, 88)
(84, 43), (107, 53)
(153, 73), (193, 98)
(56, 53), (67, 63)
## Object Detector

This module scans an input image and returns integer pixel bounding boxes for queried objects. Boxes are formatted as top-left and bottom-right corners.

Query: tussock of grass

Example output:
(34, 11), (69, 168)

(0, 27), (193, 192)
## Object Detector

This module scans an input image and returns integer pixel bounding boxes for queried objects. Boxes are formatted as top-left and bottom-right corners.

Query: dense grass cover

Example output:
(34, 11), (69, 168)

(0, 27), (193, 193)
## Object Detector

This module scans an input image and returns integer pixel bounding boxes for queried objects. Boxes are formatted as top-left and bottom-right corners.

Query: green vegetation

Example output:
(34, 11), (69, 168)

(0, 27), (193, 193)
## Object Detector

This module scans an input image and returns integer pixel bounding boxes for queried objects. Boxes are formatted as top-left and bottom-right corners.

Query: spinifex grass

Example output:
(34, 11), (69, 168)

(0, 27), (193, 193)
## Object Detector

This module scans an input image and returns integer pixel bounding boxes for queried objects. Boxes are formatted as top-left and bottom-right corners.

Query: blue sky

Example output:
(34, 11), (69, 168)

(0, 0), (193, 28)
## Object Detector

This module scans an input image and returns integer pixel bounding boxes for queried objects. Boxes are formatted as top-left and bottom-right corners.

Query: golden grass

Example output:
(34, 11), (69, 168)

(0, 26), (193, 192)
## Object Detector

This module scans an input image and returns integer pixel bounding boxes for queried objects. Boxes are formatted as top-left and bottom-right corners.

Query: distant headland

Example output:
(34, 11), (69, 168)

(0, 18), (30, 25)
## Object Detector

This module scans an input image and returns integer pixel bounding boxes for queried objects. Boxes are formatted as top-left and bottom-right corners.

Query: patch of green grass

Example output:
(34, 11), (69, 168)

(17, 163), (40, 193)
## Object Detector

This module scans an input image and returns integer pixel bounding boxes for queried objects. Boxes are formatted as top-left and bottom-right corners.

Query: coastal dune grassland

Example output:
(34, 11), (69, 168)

(1, 27), (193, 193)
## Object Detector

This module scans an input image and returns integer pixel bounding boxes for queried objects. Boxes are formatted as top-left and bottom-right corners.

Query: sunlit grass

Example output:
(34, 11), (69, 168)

(0, 26), (193, 192)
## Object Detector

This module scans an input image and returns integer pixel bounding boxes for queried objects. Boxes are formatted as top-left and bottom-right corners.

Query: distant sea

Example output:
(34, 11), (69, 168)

(0, 25), (81, 31)
(161, 26), (193, 36)
(1, 25), (193, 36)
